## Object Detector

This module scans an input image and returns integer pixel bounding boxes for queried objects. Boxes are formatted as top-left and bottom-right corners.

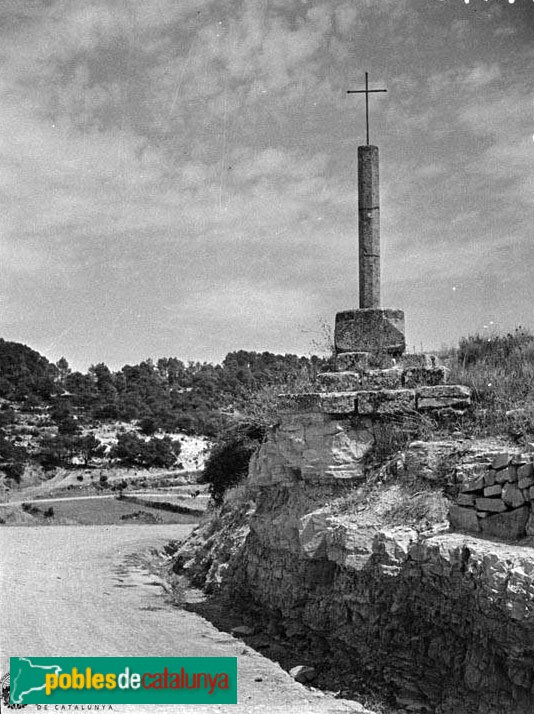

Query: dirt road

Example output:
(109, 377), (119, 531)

(0, 525), (372, 714)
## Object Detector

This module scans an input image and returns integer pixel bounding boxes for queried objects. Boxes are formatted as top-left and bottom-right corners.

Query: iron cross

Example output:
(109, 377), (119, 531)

(347, 72), (387, 146)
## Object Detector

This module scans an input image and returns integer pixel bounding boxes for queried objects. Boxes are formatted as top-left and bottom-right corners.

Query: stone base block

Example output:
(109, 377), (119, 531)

(357, 389), (415, 415)
(399, 353), (440, 369)
(416, 385), (471, 410)
(317, 368), (402, 393)
(403, 366), (450, 389)
(362, 368), (403, 390)
(335, 308), (405, 355)
(317, 372), (362, 392)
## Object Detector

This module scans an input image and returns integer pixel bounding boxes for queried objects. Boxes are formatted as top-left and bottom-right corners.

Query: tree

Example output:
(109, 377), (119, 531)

(139, 417), (157, 436)
(77, 434), (106, 466)
(55, 357), (71, 386)
(0, 433), (28, 482)
(110, 433), (181, 468)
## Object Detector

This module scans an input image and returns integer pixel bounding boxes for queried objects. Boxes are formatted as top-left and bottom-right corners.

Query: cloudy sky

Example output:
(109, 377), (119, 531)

(1, 0), (532, 370)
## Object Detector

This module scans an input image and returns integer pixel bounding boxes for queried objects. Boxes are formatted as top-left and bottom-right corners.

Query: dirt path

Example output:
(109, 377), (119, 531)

(0, 524), (373, 714)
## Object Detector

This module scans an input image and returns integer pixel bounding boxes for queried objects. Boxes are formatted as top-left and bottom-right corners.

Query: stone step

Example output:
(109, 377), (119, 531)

(321, 365), (449, 391)
(278, 384), (471, 416)
(317, 369), (402, 392)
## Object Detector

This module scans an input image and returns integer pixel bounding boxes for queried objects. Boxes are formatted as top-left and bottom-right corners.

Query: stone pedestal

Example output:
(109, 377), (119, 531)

(335, 308), (405, 356)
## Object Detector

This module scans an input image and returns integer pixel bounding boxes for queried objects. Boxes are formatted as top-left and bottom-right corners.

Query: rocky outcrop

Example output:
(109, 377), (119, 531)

(175, 416), (534, 714)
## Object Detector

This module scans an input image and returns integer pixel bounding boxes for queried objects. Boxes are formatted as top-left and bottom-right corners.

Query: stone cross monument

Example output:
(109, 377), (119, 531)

(275, 71), (470, 428)
(335, 72), (405, 366)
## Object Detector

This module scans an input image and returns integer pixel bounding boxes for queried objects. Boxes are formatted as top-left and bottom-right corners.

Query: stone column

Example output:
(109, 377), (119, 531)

(358, 145), (380, 309)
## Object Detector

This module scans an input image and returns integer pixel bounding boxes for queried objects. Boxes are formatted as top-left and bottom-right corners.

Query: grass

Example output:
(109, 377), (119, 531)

(12, 496), (201, 526)
(445, 328), (534, 441)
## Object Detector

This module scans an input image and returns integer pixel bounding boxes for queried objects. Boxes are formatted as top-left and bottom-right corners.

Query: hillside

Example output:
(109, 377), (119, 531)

(0, 337), (331, 489)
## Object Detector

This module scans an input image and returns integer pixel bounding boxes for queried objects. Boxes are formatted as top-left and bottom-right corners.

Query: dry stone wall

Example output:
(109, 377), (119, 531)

(450, 452), (534, 540)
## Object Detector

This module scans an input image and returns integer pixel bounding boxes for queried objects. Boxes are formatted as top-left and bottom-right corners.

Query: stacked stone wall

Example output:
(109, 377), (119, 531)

(450, 452), (534, 539)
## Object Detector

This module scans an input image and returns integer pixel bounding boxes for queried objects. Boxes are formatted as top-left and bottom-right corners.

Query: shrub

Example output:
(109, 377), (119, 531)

(371, 412), (437, 464)
(202, 422), (266, 505)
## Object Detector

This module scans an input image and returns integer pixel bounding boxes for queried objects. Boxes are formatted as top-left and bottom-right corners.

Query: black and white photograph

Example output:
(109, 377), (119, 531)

(0, 1), (533, 712)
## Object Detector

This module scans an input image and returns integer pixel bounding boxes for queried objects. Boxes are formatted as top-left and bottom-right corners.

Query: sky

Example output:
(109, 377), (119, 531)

(0, 0), (532, 371)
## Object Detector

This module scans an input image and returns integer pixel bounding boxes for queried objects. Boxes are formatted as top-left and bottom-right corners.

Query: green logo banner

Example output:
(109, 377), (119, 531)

(10, 657), (237, 705)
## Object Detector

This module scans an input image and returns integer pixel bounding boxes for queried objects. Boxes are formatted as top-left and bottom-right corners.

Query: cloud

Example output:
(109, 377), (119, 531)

(0, 0), (531, 367)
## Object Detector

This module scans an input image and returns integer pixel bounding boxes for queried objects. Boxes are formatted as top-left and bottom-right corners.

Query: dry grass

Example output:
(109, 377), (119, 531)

(446, 328), (534, 441)
(381, 486), (448, 528)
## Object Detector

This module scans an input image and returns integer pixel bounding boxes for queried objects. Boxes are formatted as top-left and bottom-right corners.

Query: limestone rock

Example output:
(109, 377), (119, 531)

(449, 505), (479, 532)
(231, 625), (255, 637)
(317, 372), (362, 392)
(502, 483), (526, 508)
(402, 366), (450, 389)
(357, 388), (415, 415)
(335, 351), (371, 372)
(399, 353), (438, 368)
(335, 308), (405, 355)
(361, 368), (403, 390)
(289, 665), (316, 683)
(277, 392), (358, 415)
(404, 440), (456, 482)
(319, 393), (358, 414)
(479, 506), (529, 540)
(475, 497), (507, 513)
(518, 475), (534, 490)
(483, 484), (502, 497)
(457, 493), (476, 507)
(495, 465), (518, 483)
(298, 511), (331, 559)
(249, 410), (374, 487)
(492, 453), (511, 470)
(416, 384), (471, 410)
(517, 462), (534, 481)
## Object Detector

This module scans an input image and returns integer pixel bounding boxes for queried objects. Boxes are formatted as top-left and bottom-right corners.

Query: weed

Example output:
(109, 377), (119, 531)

(447, 328), (534, 441)
(371, 411), (437, 464)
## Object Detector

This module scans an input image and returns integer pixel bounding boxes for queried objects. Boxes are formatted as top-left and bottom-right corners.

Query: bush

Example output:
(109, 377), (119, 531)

(202, 422), (266, 505)
(138, 417), (157, 436)
(110, 432), (181, 468)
